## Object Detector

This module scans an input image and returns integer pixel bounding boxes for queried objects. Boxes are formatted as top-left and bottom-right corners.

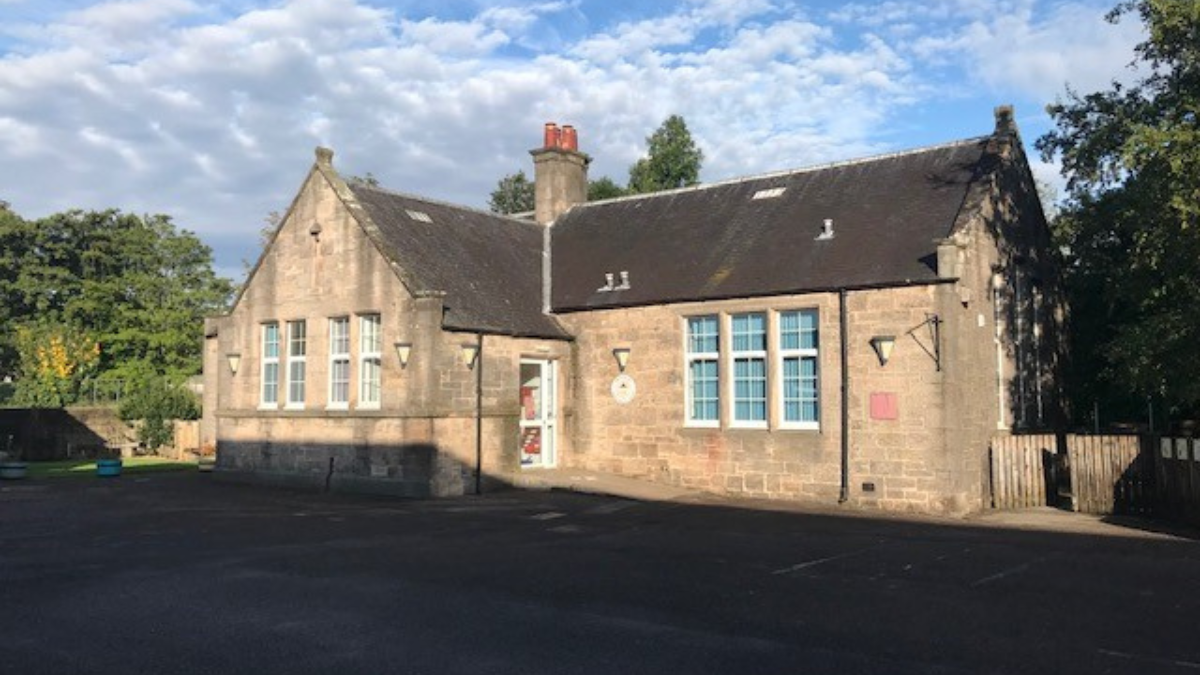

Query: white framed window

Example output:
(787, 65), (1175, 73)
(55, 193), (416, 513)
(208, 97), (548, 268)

(286, 320), (307, 409)
(328, 317), (350, 409)
(730, 313), (768, 427)
(359, 314), (381, 408)
(260, 322), (280, 408)
(779, 309), (819, 429)
(685, 315), (719, 426)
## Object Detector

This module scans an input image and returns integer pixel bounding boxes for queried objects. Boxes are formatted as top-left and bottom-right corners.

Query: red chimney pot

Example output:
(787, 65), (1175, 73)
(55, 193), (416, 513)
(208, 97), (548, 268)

(543, 122), (561, 150)
(561, 125), (578, 151)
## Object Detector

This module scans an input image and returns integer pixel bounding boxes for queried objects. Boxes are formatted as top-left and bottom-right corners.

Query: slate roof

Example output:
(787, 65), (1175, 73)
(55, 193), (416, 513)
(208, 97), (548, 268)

(348, 185), (570, 340)
(550, 137), (994, 311)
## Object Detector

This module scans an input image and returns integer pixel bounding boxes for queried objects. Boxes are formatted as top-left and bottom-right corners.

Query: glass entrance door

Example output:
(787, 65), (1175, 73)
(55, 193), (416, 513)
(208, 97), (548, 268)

(519, 359), (556, 468)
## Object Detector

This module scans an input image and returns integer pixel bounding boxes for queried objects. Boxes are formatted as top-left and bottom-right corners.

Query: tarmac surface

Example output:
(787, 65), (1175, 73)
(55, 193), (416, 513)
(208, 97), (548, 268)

(2, 472), (1198, 674)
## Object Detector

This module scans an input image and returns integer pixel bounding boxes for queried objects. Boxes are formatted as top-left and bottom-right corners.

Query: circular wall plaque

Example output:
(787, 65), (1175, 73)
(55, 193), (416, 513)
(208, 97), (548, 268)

(610, 374), (637, 404)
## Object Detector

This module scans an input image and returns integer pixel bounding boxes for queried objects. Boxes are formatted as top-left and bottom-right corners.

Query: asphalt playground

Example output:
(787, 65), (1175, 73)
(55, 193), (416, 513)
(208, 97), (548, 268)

(1, 473), (1198, 674)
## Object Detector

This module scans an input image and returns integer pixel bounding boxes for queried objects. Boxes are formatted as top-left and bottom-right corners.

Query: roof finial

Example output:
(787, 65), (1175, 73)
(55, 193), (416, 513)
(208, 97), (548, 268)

(315, 146), (334, 167)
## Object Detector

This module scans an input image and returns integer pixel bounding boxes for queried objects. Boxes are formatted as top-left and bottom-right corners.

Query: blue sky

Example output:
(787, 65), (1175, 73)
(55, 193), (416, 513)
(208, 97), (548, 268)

(0, 0), (1144, 279)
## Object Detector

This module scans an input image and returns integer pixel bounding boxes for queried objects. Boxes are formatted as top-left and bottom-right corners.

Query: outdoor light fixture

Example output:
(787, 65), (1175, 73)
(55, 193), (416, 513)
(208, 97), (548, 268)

(612, 347), (631, 373)
(869, 336), (895, 367)
(460, 342), (480, 369)
(226, 353), (242, 375)
(394, 342), (412, 369)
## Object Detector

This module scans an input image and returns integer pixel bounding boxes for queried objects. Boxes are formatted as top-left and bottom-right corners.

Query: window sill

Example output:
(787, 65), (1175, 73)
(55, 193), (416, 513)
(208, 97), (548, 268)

(284, 404), (306, 411)
(778, 423), (820, 432)
(326, 404), (349, 411)
(683, 420), (719, 429)
(729, 421), (768, 430)
(356, 403), (381, 411)
(257, 404), (278, 411)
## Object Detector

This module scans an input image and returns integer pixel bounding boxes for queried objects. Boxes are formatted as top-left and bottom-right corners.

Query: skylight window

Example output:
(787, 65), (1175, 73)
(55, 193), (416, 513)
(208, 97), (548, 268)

(751, 187), (786, 200)
(405, 209), (432, 223)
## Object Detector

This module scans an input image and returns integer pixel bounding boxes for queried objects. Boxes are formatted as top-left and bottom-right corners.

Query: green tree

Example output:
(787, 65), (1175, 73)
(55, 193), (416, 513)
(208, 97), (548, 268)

(627, 115), (704, 194)
(1037, 0), (1200, 422)
(588, 177), (627, 201)
(0, 209), (234, 394)
(12, 321), (101, 408)
(118, 365), (200, 450)
(488, 170), (535, 214)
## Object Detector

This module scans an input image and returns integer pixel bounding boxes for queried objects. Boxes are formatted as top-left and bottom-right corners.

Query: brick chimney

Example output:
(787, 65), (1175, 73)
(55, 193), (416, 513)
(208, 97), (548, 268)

(530, 122), (589, 226)
(989, 104), (1018, 157)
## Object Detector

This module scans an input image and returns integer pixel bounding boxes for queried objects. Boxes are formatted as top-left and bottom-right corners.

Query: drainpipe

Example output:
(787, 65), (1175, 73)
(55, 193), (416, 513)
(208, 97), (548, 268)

(839, 288), (850, 504)
(474, 332), (484, 496)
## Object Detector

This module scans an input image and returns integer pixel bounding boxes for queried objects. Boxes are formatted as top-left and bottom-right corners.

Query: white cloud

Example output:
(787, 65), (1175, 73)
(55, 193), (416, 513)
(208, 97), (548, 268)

(0, 0), (1142, 272)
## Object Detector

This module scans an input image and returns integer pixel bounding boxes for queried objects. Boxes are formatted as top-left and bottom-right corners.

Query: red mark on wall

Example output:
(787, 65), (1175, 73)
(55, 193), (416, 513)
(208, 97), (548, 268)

(870, 392), (899, 420)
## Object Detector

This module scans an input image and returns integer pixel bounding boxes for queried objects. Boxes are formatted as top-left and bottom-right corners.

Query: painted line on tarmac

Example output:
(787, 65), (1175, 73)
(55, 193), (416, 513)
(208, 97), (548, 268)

(771, 550), (868, 575)
(585, 501), (638, 515)
(970, 563), (1030, 587)
(530, 511), (567, 521)
(1098, 649), (1200, 670)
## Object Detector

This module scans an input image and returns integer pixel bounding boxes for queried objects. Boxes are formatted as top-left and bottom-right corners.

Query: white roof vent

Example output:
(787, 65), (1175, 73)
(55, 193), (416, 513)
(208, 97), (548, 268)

(597, 272), (615, 293)
(816, 218), (835, 241)
(752, 187), (786, 200)
(616, 271), (631, 290)
(405, 209), (432, 223)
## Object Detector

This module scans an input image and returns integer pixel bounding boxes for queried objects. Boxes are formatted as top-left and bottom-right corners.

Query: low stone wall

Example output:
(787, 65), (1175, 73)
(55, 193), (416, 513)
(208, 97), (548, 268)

(0, 407), (136, 461)
(216, 440), (445, 497)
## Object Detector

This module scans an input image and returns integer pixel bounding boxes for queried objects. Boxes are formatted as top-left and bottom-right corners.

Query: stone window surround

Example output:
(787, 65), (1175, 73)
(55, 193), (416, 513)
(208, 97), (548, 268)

(682, 308), (823, 433)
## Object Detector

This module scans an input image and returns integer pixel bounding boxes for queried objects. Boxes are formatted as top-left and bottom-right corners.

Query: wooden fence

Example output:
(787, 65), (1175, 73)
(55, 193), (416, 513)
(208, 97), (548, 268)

(989, 434), (1055, 509)
(990, 433), (1200, 523)
(1065, 435), (1152, 515)
(171, 420), (201, 460)
(1156, 437), (1200, 525)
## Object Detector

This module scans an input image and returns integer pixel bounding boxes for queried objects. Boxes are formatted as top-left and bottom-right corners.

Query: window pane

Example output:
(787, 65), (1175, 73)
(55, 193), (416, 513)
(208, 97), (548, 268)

(732, 313), (766, 352)
(780, 310), (818, 351)
(288, 361), (305, 403)
(289, 321), (306, 356)
(688, 316), (718, 354)
(799, 310), (818, 350)
(733, 357), (766, 421)
(330, 318), (349, 355)
(361, 358), (381, 404)
(690, 359), (718, 421)
(263, 363), (278, 404)
(331, 359), (349, 404)
(361, 315), (381, 354)
(264, 324), (279, 358)
(783, 355), (819, 423)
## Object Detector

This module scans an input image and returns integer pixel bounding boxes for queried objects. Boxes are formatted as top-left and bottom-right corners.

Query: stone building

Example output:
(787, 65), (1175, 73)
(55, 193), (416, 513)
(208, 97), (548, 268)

(203, 107), (1063, 514)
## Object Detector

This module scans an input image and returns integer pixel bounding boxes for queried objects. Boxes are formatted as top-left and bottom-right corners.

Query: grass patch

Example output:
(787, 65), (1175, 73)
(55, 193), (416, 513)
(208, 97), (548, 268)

(25, 456), (197, 479)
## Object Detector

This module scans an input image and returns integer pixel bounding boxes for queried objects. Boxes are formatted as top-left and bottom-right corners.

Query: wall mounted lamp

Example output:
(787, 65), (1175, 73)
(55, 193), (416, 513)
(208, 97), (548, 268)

(226, 353), (242, 375)
(460, 342), (480, 369)
(612, 347), (631, 373)
(869, 336), (895, 368)
(394, 342), (412, 369)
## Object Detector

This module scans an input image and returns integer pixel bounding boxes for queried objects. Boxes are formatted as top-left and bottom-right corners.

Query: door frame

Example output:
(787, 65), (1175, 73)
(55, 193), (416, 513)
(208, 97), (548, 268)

(518, 358), (557, 469)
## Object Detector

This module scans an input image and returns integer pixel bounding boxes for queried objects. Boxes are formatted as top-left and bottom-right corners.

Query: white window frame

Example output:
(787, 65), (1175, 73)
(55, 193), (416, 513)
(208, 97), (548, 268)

(729, 312), (768, 429)
(777, 309), (820, 430)
(358, 314), (382, 409)
(684, 315), (720, 428)
(285, 320), (306, 410)
(259, 322), (280, 409)
(328, 317), (350, 410)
